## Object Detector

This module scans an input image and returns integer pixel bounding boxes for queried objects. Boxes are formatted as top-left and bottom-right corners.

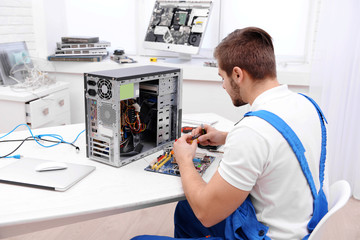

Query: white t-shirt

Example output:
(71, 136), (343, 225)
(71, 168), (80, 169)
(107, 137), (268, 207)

(218, 85), (328, 240)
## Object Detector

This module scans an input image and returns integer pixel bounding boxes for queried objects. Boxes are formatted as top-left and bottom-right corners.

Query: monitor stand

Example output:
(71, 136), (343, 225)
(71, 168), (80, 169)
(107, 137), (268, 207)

(165, 53), (192, 64)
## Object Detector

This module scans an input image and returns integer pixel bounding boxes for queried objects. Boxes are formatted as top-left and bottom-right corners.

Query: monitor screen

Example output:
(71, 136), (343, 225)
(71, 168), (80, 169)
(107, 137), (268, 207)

(143, 0), (212, 57)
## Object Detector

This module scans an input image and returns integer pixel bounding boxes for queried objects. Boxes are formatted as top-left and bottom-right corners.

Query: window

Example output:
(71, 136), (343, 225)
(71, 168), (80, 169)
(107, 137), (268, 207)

(139, 0), (319, 64)
(218, 0), (317, 64)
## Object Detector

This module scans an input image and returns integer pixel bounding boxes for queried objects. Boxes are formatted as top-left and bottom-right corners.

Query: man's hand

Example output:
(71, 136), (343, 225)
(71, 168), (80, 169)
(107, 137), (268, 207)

(192, 124), (228, 146)
(173, 134), (198, 167)
(173, 128), (249, 228)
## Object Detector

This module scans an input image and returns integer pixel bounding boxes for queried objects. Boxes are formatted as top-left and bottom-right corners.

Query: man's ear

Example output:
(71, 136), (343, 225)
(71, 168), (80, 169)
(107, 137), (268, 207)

(232, 67), (243, 85)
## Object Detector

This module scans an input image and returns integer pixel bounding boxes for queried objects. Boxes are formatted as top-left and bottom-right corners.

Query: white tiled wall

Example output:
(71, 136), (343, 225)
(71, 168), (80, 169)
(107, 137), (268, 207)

(0, 0), (37, 56)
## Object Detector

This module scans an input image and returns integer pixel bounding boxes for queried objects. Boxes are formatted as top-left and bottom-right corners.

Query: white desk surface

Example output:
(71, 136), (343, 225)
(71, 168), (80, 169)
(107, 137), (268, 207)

(0, 113), (234, 239)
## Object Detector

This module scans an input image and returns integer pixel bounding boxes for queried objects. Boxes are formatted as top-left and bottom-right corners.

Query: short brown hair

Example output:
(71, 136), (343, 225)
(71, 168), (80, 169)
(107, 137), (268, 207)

(214, 27), (276, 80)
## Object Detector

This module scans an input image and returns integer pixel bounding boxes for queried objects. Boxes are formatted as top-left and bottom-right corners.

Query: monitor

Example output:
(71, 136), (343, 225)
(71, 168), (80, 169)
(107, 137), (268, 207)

(143, 0), (212, 60)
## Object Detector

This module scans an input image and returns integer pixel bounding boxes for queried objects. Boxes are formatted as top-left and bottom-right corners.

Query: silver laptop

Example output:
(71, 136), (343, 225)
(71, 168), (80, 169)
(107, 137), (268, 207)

(0, 158), (95, 191)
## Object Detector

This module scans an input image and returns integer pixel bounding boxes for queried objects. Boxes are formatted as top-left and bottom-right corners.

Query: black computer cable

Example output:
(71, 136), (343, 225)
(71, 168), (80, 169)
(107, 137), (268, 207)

(0, 124), (84, 159)
(0, 136), (80, 159)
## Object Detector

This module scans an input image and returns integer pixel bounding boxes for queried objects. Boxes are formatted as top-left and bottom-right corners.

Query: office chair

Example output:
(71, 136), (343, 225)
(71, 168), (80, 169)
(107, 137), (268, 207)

(308, 180), (351, 240)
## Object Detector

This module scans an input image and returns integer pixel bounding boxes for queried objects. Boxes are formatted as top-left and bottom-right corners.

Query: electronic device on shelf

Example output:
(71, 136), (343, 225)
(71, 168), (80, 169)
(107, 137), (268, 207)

(84, 65), (182, 167)
(0, 41), (33, 86)
(143, 0), (212, 60)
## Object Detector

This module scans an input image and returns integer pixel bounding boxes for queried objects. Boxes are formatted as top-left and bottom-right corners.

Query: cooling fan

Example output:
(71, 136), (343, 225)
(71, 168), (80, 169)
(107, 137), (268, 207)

(97, 79), (112, 100)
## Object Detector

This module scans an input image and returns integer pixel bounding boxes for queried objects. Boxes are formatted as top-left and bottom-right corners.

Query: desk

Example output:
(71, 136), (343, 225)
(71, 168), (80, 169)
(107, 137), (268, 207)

(0, 113), (234, 239)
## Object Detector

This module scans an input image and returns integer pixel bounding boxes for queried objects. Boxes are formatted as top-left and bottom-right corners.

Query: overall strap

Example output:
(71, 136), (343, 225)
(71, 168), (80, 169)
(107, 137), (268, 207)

(244, 110), (318, 199)
(298, 93), (327, 190)
(297, 94), (329, 239)
(244, 94), (328, 239)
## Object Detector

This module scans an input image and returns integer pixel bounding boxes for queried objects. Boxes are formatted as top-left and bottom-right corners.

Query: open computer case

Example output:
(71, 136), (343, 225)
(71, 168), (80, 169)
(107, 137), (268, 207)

(84, 65), (182, 167)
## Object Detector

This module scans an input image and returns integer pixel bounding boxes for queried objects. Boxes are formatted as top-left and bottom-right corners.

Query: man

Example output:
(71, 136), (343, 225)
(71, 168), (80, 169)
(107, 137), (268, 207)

(134, 27), (328, 240)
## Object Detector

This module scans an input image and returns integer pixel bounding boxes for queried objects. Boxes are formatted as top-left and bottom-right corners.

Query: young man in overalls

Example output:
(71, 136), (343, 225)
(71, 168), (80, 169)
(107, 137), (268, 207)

(133, 27), (328, 240)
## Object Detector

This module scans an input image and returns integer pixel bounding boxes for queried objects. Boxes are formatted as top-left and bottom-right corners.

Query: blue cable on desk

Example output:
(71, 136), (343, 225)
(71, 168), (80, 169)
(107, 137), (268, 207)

(4, 155), (21, 159)
(0, 124), (85, 158)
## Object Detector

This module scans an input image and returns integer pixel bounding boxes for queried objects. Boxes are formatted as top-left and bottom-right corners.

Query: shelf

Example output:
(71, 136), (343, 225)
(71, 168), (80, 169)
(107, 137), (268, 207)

(45, 56), (310, 86)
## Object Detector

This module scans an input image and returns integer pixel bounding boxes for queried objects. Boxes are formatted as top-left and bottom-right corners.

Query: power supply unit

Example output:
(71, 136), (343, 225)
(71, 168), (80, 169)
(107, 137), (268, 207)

(84, 65), (182, 167)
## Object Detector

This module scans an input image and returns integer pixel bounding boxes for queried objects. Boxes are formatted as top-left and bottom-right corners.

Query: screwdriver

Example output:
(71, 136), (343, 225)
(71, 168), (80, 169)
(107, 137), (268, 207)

(191, 124), (205, 140)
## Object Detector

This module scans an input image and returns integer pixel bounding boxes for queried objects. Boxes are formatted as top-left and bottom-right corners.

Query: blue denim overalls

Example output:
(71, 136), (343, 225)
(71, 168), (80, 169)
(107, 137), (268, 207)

(132, 94), (328, 240)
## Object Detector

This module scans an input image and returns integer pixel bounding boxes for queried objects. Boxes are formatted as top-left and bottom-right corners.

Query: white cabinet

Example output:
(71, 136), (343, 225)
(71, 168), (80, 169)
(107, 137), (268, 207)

(0, 82), (71, 133)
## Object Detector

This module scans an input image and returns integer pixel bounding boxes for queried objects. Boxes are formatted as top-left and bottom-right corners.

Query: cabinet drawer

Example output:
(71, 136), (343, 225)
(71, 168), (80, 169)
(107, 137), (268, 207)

(26, 97), (53, 128)
(25, 90), (70, 128)
(48, 90), (70, 115)
(41, 112), (71, 128)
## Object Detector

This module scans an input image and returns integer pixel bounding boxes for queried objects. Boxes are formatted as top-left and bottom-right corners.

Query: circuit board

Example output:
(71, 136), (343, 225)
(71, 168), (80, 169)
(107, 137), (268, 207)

(144, 149), (215, 177)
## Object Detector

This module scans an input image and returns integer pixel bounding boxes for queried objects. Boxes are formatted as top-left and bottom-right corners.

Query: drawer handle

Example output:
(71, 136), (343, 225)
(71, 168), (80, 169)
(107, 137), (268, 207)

(42, 108), (49, 116)
(58, 99), (65, 107)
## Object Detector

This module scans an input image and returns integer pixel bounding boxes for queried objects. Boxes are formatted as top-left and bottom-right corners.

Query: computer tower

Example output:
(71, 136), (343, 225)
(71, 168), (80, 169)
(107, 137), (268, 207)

(84, 65), (182, 167)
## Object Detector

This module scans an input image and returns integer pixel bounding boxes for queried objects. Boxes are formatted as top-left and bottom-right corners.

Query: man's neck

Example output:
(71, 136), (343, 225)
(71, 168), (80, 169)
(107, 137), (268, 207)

(247, 78), (280, 105)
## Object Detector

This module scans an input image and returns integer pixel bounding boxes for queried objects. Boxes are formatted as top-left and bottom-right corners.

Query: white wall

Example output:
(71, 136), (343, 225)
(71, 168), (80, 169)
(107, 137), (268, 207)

(64, 0), (137, 55)
(35, 0), (220, 58)
(33, 0), (138, 57)
(36, 0), (317, 62)
(31, 0), (68, 58)
(31, 0), (314, 124)
(0, 0), (37, 55)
